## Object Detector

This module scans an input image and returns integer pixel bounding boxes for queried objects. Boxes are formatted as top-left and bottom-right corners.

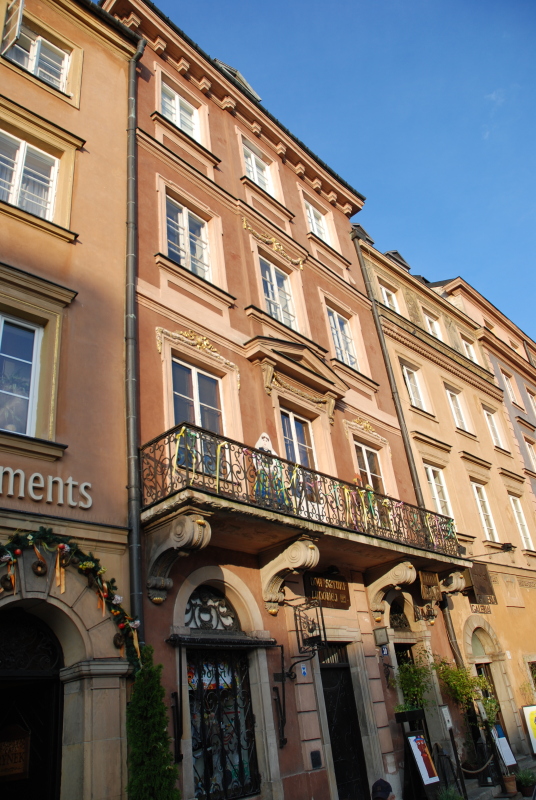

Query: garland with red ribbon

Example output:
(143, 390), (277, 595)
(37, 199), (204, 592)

(0, 526), (141, 671)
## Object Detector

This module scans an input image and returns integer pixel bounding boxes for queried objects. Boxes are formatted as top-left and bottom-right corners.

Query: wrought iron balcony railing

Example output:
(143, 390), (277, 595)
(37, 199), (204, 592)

(140, 423), (459, 557)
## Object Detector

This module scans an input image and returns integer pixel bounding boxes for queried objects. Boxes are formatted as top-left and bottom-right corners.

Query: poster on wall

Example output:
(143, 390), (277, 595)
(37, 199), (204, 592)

(408, 735), (440, 786)
(523, 706), (536, 755)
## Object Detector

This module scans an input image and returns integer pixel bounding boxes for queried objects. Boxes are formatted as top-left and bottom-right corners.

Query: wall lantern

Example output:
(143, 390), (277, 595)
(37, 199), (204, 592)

(294, 598), (328, 654)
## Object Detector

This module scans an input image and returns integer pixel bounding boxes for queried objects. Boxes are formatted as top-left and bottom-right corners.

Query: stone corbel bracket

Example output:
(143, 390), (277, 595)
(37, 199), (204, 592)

(260, 537), (320, 615)
(146, 512), (212, 604)
(440, 571), (466, 594)
(366, 561), (417, 623)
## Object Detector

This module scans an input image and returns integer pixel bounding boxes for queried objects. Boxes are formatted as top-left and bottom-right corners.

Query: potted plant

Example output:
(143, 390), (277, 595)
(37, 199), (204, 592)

(516, 769), (536, 796)
(437, 787), (464, 800)
(394, 702), (426, 724)
(392, 658), (432, 722)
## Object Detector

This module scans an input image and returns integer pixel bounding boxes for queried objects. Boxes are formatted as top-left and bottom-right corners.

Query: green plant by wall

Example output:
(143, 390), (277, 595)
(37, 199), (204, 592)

(433, 657), (499, 724)
(126, 645), (180, 800)
(392, 655), (433, 710)
(516, 770), (536, 787)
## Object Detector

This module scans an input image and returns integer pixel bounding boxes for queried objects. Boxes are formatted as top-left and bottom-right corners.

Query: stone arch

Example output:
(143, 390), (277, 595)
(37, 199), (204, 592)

(174, 565), (265, 633)
(463, 614), (502, 663)
(385, 588), (418, 632)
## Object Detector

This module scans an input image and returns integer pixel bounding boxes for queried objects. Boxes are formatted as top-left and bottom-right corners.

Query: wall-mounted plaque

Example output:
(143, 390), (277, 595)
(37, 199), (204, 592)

(303, 571), (350, 610)
(419, 571), (441, 601)
(464, 563), (497, 605)
(0, 725), (30, 781)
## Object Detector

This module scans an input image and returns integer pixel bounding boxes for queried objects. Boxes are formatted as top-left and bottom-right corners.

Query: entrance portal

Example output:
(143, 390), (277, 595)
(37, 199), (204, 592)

(0, 609), (63, 800)
(320, 644), (370, 800)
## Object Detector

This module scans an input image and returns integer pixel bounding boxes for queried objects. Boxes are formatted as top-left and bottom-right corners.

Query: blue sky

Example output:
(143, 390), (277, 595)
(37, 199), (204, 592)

(155, 0), (536, 337)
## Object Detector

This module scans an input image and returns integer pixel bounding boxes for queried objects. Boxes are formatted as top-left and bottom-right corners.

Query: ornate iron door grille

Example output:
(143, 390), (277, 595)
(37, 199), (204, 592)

(187, 649), (260, 800)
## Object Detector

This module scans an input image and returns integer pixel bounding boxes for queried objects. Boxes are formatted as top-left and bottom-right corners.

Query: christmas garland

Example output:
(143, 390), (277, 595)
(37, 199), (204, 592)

(0, 526), (141, 671)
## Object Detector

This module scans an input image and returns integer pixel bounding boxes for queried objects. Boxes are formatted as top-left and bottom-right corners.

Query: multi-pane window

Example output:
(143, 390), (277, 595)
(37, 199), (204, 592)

(527, 390), (536, 417)
(280, 410), (315, 468)
(260, 258), (296, 330)
(161, 84), (198, 140)
(172, 360), (222, 434)
(0, 131), (57, 220)
(424, 313), (441, 339)
(525, 439), (536, 472)
(305, 200), (328, 242)
(166, 197), (209, 279)
(510, 495), (533, 550)
(502, 371), (518, 404)
(380, 284), (398, 312)
(243, 143), (270, 193)
(402, 364), (425, 410)
(424, 465), (451, 517)
(355, 442), (384, 493)
(446, 389), (468, 430)
(0, 315), (41, 436)
(484, 408), (502, 448)
(5, 25), (69, 91)
(461, 337), (478, 363)
(327, 307), (357, 368)
(472, 482), (498, 542)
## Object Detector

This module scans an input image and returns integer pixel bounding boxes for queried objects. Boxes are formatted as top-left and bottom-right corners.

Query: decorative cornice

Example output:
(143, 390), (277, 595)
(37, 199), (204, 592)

(242, 217), (306, 269)
(266, 369), (336, 424)
(156, 328), (240, 389)
(343, 418), (388, 447)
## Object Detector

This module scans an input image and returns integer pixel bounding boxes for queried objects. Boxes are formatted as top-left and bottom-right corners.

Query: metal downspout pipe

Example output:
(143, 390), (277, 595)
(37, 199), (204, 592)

(126, 38), (146, 643)
(351, 229), (426, 509)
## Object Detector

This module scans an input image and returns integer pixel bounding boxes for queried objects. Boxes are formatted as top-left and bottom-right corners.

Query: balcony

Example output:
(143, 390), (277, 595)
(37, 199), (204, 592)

(140, 423), (459, 558)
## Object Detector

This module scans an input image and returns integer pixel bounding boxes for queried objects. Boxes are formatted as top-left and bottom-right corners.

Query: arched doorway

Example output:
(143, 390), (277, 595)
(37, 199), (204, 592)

(0, 608), (63, 799)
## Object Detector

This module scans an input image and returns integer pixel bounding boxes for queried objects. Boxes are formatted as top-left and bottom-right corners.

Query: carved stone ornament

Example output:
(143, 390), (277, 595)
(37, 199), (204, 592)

(343, 418), (389, 448)
(263, 367), (336, 424)
(440, 571), (466, 594)
(156, 328), (240, 390)
(146, 513), (212, 604)
(260, 537), (320, 615)
(243, 217), (306, 269)
(366, 561), (417, 622)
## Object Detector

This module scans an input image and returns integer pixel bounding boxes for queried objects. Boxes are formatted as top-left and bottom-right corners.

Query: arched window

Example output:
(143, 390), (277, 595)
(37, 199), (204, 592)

(185, 585), (241, 632)
(390, 598), (411, 630)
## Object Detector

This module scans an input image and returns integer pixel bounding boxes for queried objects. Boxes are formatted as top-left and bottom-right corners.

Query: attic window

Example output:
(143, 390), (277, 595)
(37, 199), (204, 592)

(213, 58), (261, 102)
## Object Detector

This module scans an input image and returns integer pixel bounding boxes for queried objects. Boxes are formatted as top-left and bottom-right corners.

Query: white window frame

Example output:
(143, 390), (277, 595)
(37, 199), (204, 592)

(502, 371), (518, 404)
(510, 495), (533, 550)
(424, 464), (452, 517)
(259, 256), (297, 330)
(161, 83), (199, 141)
(446, 388), (468, 431)
(526, 390), (536, 417)
(380, 284), (398, 312)
(327, 307), (357, 368)
(0, 312), (42, 437)
(472, 482), (499, 542)
(0, 130), (58, 220)
(5, 24), (69, 91)
(171, 358), (224, 433)
(280, 408), (316, 469)
(165, 196), (210, 280)
(243, 141), (271, 194)
(402, 364), (425, 410)
(355, 441), (385, 494)
(304, 200), (329, 243)
(484, 408), (503, 448)
(525, 439), (536, 472)
(461, 337), (477, 363)
(424, 313), (442, 340)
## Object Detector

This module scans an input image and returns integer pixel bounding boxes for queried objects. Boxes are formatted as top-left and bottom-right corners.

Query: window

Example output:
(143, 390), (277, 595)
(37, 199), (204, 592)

(424, 465), (451, 516)
(472, 483), (498, 542)
(327, 307), (357, 368)
(0, 130), (57, 220)
(527, 390), (536, 417)
(525, 439), (536, 472)
(161, 83), (198, 140)
(355, 442), (384, 493)
(243, 142), (270, 193)
(4, 24), (69, 91)
(461, 337), (478, 363)
(305, 200), (328, 242)
(446, 388), (468, 431)
(484, 408), (502, 448)
(380, 284), (398, 312)
(172, 360), (222, 434)
(510, 495), (533, 550)
(402, 364), (425, 410)
(0, 314), (41, 436)
(260, 257), (296, 330)
(166, 197), (209, 279)
(280, 410), (315, 468)
(424, 313), (441, 340)
(502, 371), (518, 404)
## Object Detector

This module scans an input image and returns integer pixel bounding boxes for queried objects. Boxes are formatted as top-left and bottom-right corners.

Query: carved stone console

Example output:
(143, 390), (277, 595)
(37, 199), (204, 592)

(440, 571), (466, 594)
(366, 561), (417, 623)
(260, 536), (320, 615)
(146, 511), (212, 603)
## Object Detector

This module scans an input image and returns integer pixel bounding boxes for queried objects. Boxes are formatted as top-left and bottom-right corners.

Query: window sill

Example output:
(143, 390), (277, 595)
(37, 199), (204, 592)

(408, 405), (438, 422)
(150, 111), (221, 166)
(456, 427), (477, 441)
(0, 200), (78, 242)
(494, 446), (513, 457)
(0, 55), (78, 106)
(329, 358), (379, 393)
(482, 540), (504, 550)
(155, 252), (235, 309)
(0, 430), (67, 461)
(240, 175), (294, 220)
(306, 231), (351, 266)
(244, 305), (328, 354)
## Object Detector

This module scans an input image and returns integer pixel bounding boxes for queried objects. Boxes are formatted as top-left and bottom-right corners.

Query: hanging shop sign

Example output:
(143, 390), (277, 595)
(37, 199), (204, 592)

(419, 571), (441, 602)
(0, 725), (30, 781)
(464, 563), (497, 605)
(0, 465), (92, 509)
(303, 570), (350, 610)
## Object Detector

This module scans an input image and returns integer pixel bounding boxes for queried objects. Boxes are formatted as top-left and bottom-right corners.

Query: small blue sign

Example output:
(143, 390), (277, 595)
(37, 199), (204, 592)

(381, 645), (389, 657)
(301, 664), (307, 677)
